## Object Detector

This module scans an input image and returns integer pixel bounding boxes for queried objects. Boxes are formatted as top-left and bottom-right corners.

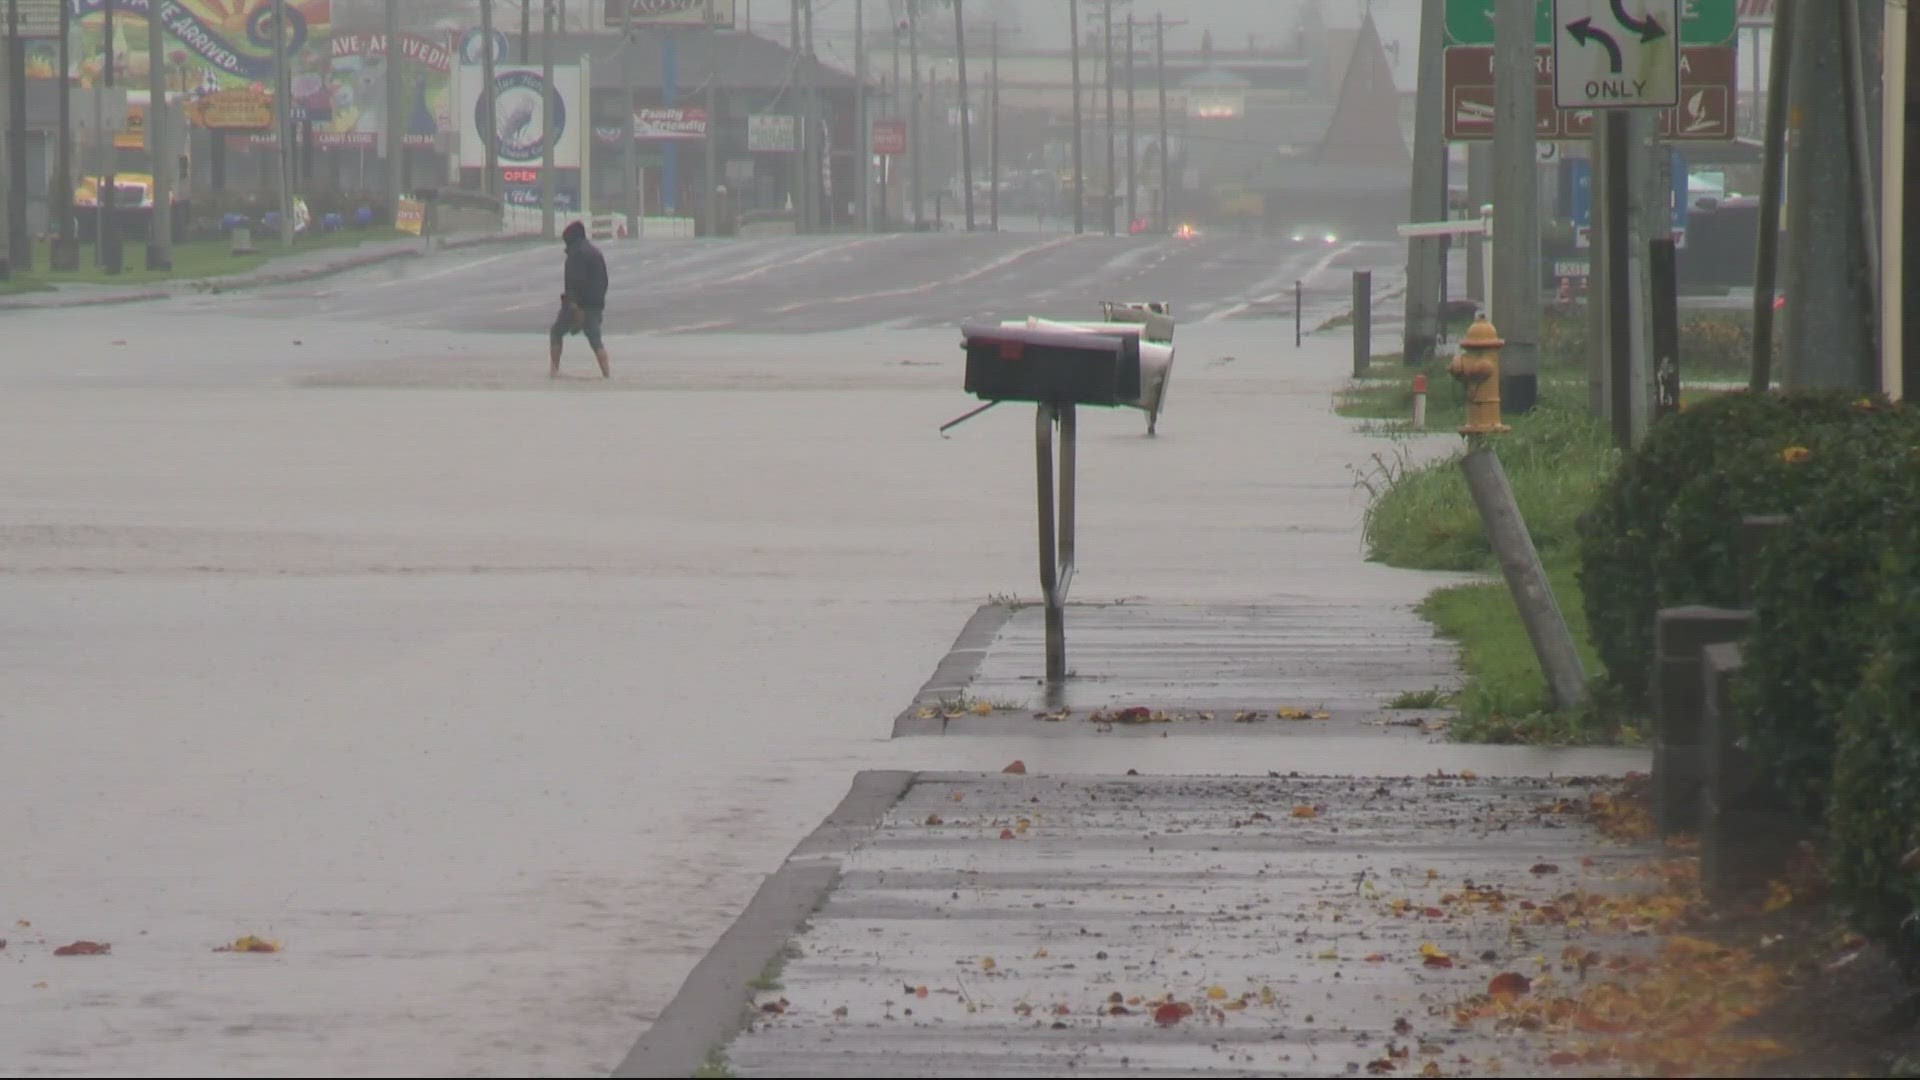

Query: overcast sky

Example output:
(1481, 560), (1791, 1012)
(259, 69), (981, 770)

(789, 1), (1426, 88)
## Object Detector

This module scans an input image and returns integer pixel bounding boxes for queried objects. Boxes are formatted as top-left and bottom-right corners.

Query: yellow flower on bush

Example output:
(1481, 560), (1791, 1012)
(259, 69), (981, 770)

(1781, 445), (1812, 464)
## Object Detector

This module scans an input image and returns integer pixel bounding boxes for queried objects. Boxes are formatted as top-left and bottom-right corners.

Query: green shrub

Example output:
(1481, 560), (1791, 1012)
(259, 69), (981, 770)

(1735, 440), (1920, 817)
(1575, 392), (1880, 710)
(1829, 519), (1920, 969)
(1361, 406), (1615, 572)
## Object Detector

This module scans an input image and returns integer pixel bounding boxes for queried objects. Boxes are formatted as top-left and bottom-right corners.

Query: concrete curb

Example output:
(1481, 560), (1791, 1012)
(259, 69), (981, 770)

(612, 770), (915, 1079)
(890, 602), (1018, 737)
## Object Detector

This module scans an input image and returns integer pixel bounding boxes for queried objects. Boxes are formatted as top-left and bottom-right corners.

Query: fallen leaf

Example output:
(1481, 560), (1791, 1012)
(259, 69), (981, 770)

(1223, 999), (1248, 1011)
(1207, 985), (1228, 1000)
(14, 920), (28, 928)
(999, 828), (1016, 840)
(213, 935), (280, 954)
(971, 701), (993, 715)
(832, 1005), (850, 1020)
(1003, 760), (1027, 774)
(1459, 770), (1478, 780)
(980, 956), (997, 971)
(1487, 972), (1531, 998)
(1016, 818), (1032, 835)
(1153, 1001), (1194, 1025)
(32, 981), (48, 989)
(1365, 953), (1389, 963)
(1530, 863), (1561, 875)
(1395, 1017), (1414, 1035)
(916, 985), (930, 998)
(1108, 991), (1124, 1003)
(1261, 985), (1278, 1004)
(1032, 946), (1048, 958)
(1052, 1003), (1071, 1016)
(1423, 954), (1454, 969)
(1109, 1004), (1132, 1016)
(53, 941), (109, 957)
(925, 813), (944, 826)
(950, 790), (965, 802)
(1292, 805), (1319, 819)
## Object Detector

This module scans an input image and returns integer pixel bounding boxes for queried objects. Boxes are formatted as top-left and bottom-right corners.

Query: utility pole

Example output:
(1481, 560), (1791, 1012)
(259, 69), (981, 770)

(857, 0), (870, 231)
(98, 0), (121, 273)
(522, 0), (531, 62)
(481, 0), (499, 198)
(1783, 0), (1875, 389)
(1466, 145), (1490, 301)
(1403, 0), (1446, 366)
(622, 0), (638, 236)
(954, 0), (974, 230)
(145, 0), (171, 269)
(803, 0), (818, 231)
(1491, 0), (1539, 412)
(51, 0), (75, 269)
(1069, 0), (1083, 234)
(1125, 12), (1135, 230)
(1156, 13), (1171, 232)
(386, 0), (404, 226)
(908, 0), (923, 229)
(989, 20), (999, 232)
(706, 0), (720, 236)
(540, 0), (555, 238)
(273, 0), (294, 247)
(1102, 0), (1114, 236)
(5, 0), (28, 271)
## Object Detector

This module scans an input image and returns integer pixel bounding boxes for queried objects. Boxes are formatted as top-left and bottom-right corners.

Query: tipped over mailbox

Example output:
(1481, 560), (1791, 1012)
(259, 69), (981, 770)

(962, 322), (1144, 408)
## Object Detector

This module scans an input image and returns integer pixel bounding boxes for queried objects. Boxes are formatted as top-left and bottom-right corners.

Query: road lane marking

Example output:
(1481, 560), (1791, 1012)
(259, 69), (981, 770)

(1205, 242), (1359, 322)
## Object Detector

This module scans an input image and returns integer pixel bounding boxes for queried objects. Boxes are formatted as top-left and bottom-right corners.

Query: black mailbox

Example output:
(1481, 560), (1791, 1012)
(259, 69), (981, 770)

(961, 321), (1143, 407)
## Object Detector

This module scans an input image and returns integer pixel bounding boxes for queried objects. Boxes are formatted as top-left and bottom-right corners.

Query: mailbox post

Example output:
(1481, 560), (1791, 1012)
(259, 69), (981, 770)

(956, 322), (1145, 686)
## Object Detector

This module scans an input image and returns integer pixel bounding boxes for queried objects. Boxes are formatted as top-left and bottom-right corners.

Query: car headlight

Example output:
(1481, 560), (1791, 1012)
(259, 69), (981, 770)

(1324, 233), (1338, 244)
(1290, 233), (1303, 242)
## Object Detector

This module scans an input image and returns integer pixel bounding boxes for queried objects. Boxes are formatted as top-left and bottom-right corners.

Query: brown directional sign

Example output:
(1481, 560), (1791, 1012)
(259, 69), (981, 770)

(1444, 45), (1735, 141)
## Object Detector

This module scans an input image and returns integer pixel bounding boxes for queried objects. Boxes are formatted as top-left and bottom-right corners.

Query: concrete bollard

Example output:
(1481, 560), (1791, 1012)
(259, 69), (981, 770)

(1352, 270), (1372, 377)
(1653, 606), (1755, 835)
(1412, 373), (1428, 430)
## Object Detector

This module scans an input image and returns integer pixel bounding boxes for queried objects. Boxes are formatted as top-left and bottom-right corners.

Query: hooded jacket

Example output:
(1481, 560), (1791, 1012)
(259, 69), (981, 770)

(562, 229), (610, 311)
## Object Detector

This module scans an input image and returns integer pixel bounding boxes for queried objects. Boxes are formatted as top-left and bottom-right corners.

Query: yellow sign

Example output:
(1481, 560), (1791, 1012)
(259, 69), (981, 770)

(395, 198), (426, 237)
(191, 89), (275, 131)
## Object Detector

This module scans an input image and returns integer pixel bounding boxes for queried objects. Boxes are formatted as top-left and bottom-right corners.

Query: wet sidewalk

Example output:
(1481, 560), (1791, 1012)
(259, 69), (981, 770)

(624, 763), (1656, 1078)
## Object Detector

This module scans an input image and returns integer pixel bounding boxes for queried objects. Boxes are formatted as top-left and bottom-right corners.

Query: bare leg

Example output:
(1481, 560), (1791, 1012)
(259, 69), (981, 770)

(594, 347), (611, 379)
(549, 336), (562, 378)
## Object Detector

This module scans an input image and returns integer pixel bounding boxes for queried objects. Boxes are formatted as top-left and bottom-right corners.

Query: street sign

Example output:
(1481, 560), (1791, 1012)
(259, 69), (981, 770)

(1444, 44), (1734, 141)
(747, 114), (796, 154)
(1446, 0), (1735, 47)
(4, 0), (60, 37)
(1735, 0), (1774, 27)
(872, 118), (907, 157)
(1553, 0), (1681, 110)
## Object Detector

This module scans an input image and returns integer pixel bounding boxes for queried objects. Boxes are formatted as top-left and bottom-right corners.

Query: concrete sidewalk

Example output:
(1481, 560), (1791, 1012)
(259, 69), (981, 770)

(627, 762), (1654, 1078)
(0, 230), (538, 311)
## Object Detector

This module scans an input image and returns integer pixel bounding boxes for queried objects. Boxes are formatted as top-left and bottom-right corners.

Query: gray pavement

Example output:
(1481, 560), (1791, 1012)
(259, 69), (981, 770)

(0, 231), (1645, 1077)
(642, 768), (1656, 1078)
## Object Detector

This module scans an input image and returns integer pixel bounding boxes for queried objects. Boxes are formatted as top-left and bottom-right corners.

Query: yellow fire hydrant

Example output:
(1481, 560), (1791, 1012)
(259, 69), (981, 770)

(1449, 315), (1511, 436)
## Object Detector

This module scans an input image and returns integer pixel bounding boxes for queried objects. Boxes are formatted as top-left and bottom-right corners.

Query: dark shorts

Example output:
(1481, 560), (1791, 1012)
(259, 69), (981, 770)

(551, 303), (605, 351)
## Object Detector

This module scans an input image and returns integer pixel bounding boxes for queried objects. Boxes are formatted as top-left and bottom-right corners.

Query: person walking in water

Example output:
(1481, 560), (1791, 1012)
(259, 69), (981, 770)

(552, 221), (610, 378)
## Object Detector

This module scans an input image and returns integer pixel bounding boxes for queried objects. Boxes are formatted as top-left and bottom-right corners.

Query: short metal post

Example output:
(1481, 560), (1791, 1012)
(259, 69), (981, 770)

(1352, 270), (1372, 376)
(1035, 404), (1073, 684)
(1295, 280), (1303, 347)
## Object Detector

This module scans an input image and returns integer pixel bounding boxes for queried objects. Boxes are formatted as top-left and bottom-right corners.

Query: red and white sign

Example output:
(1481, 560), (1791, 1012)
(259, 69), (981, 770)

(635, 107), (709, 140)
(1736, 0), (1774, 27)
(872, 118), (907, 156)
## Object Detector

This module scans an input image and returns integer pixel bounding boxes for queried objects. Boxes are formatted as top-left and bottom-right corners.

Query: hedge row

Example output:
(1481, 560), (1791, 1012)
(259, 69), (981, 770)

(1574, 392), (1887, 711)
(1575, 389), (1920, 967)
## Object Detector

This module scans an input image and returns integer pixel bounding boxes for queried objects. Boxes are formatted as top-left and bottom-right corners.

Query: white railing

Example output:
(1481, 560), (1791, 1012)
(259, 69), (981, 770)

(500, 207), (696, 240)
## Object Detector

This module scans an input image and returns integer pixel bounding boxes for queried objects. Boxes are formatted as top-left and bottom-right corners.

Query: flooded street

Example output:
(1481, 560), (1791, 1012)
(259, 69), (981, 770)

(0, 235), (1485, 1075)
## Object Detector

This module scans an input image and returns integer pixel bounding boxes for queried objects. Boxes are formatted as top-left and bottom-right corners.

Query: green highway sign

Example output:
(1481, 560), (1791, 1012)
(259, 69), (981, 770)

(1446, 0), (1736, 46)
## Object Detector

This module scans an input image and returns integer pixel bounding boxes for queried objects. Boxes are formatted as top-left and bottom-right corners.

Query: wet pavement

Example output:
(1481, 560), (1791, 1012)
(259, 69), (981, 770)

(662, 769), (1655, 1079)
(0, 232), (1606, 1076)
